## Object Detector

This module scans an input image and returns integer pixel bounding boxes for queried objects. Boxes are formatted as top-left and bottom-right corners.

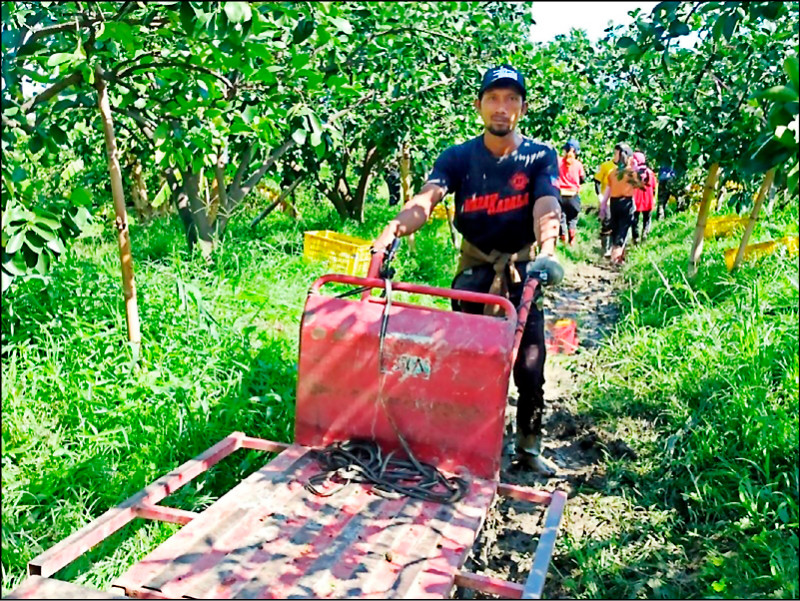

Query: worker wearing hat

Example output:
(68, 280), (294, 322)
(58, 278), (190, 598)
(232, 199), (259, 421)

(373, 65), (564, 476)
(556, 138), (586, 246)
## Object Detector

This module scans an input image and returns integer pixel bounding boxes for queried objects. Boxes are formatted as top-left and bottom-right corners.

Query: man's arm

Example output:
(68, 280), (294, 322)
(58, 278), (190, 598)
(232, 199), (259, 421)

(372, 183), (445, 253)
(533, 195), (561, 256)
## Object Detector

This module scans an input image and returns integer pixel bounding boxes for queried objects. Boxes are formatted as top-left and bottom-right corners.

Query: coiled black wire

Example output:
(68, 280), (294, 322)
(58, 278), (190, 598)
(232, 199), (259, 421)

(306, 439), (469, 504)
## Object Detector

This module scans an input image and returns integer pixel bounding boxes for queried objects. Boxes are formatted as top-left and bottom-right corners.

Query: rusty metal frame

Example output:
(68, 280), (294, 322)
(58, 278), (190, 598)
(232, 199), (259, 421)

(27, 432), (288, 579)
(24, 432), (566, 599)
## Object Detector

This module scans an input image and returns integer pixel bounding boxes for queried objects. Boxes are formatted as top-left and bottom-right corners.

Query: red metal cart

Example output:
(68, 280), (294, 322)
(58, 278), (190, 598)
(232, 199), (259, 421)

(7, 254), (567, 600)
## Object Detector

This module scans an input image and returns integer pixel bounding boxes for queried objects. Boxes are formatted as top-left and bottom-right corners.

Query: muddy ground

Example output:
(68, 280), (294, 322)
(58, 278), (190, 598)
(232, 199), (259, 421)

(453, 256), (626, 599)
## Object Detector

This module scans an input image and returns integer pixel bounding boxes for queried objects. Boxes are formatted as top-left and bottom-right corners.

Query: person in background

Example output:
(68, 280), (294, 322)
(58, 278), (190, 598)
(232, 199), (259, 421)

(594, 144), (623, 257)
(384, 157), (402, 207)
(600, 144), (640, 264)
(556, 139), (585, 246)
(631, 151), (656, 244)
(656, 164), (676, 220)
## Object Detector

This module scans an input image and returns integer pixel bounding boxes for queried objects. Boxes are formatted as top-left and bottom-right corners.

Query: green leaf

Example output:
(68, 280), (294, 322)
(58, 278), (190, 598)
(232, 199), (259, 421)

(753, 86), (798, 103)
(154, 122), (170, 143)
(785, 55), (799, 92)
(292, 53), (310, 70)
(292, 17), (315, 44)
(722, 12), (738, 41)
(3, 252), (29, 276)
(241, 104), (260, 124)
(23, 231), (46, 251)
(50, 124), (67, 145)
(180, 1), (196, 36)
(31, 208), (61, 230)
(291, 128), (307, 145)
(329, 16), (353, 34)
(669, 22), (690, 36)
(30, 223), (57, 242)
(4, 231), (26, 254)
(70, 187), (93, 206)
(1, 269), (12, 292)
(29, 132), (44, 154)
(151, 180), (170, 208)
(617, 36), (636, 49)
(11, 166), (27, 183)
(224, 2), (252, 23)
(61, 158), (85, 182)
(47, 52), (75, 67)
(33, 248), (50, 275)
(47, 237), (66, 254)
(68, 207), (91, 230)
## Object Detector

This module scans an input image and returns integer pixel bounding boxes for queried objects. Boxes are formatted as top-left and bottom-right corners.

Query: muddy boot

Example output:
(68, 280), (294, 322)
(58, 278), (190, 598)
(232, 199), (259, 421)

(516, 433), (557, 476)
(568, 228), (577, 247)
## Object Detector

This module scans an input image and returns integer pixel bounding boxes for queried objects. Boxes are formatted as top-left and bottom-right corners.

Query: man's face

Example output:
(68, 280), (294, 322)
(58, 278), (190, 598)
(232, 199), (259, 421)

(475, 85), (526, 137)
(563, 148), (576, 159)
(613, 148), (621, 163)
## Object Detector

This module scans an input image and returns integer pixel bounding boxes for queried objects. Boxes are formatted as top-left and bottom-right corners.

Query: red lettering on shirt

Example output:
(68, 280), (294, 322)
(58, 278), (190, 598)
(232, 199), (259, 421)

(464, 192), (529, 215)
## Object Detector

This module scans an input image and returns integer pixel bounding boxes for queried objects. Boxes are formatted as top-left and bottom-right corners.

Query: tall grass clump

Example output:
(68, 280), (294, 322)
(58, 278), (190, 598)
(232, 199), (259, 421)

(569, 203), (799, 599)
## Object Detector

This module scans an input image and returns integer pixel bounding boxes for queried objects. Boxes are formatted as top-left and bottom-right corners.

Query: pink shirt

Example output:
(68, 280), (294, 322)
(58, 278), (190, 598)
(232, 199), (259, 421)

(557, 157), (585, 195)
(633, 167), (656, 212)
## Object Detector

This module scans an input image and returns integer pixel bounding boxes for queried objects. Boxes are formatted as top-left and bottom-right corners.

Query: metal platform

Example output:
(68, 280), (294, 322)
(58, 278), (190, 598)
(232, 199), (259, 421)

(10, 433), (566, 600)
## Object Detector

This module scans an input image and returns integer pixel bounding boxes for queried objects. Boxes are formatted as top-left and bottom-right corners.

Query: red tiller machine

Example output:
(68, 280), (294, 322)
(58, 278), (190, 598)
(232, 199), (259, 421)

(8, 244), (567, 600)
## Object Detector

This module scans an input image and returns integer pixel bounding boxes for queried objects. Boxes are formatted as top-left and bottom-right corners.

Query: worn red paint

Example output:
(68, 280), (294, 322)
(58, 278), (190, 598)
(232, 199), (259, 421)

(297, 274), (518, 480)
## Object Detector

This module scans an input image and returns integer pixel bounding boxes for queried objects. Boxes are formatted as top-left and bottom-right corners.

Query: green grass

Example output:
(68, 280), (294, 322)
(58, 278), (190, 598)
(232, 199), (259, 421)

(0, 187), (458, 594)
(2, 183), (797, 598)
(554, 204), (799, 599)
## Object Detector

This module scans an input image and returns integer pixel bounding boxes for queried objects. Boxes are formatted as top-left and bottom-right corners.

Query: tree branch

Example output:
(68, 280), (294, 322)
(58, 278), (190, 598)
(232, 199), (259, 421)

(231, 143), (254, 191)
(117, 61), (234, 89)
(112, 1), (134, 20)
(238, 138), (296, 194)
(22, 17), (102, 46)
(249, 175), (306, 228)
(20, 71), (83, 114)
(2, 114), (34, 135)
(110, 105), (156, 140)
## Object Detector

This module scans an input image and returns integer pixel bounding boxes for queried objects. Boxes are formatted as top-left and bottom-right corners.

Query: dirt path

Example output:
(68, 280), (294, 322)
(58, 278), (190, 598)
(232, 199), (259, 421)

(454, 256), (624, 599)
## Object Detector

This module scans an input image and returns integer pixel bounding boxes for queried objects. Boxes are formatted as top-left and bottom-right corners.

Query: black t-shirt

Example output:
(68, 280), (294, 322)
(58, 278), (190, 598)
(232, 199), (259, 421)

(426, 135), (560, 254)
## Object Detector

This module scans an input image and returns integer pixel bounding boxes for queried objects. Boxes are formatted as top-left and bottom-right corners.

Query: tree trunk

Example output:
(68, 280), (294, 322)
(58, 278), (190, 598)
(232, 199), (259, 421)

(732, 169), (776, 272)
(687, 162), (720, 277)
(93, 66), (141, 350)
(166, 169), (196, 249)
(129, 156), (151, 222)
(207, 173), (220, 225)
(351, 144), (384, 222)
(183, 169), (214, 260)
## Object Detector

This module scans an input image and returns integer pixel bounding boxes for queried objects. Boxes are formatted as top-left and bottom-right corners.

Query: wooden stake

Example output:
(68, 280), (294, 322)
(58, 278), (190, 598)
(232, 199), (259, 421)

(94, 66), (141, 351)
(687, 162), (720, 277)
(732, 168), (776, 272)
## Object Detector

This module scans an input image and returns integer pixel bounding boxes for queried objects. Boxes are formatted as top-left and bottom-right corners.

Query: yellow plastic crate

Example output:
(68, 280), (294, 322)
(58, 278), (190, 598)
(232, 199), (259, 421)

(724, 236), (799, 271)
(303, 230), (372, 276)
(431, 202), (455, 220)
(705, 215), (749, 239)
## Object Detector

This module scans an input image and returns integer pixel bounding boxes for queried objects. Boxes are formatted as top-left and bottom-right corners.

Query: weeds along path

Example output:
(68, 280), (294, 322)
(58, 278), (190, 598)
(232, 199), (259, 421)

(455, 251), (626, 599)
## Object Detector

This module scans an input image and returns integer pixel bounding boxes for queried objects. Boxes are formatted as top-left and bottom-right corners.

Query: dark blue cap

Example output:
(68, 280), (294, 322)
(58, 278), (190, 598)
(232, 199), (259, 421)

(479, 65), (526, 100)
(564, 138), (581, 154)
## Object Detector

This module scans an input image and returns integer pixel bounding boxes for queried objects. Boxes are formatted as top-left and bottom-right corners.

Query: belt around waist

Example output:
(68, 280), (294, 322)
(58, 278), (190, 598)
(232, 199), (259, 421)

(610, 196), (633, 201)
